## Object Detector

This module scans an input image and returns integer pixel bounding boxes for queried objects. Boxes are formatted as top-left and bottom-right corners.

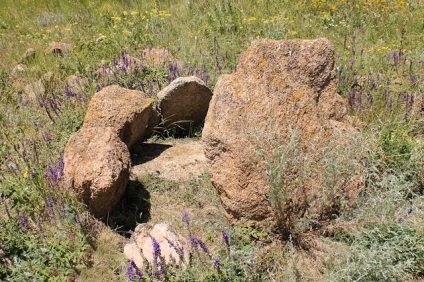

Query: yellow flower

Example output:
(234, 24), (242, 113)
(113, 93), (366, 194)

(131, 11), (139, 16)
(122, 28), (132, 35)
(111, 16), (122, 21)
(123, 10), (128, 15)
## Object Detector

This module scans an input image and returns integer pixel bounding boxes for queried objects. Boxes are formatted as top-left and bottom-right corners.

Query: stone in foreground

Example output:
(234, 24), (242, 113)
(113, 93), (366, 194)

(124, 223), (189, 270)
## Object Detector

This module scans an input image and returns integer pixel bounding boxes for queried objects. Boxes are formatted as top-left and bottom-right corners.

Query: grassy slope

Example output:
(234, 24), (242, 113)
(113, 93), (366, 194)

(0, 0), (423, 281)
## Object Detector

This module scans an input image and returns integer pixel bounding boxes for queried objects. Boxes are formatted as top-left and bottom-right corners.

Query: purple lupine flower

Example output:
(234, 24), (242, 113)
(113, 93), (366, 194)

(75, 213), (80, 224)
(182, 211), (190, 226)
(151, 237), (162, 269)
(349, 58), (355, 64)
(126, 259), (136, 280)
(387, 98), (393, 109)
(189, 234), (199, 250)
(407, 207), (413, 216)
(393, 53), (399, 65)
(410, 76), (416, 85)
(4, 201), (11, 219)
(47, 197), (55, 219)
(166, 237), (184, 261)
(47, 197), (54, 208)
(16, 209), (28, 231)
(136, 269), (143, 279)
(36, 215), (45, 239)
(203, 75), (210, 84)
(337, 53), (341, 58)
(222, 230), (230, 256)
(197, 238), (209, 255)
(214, 256), (221, 275)
(43, 132), (52, 143)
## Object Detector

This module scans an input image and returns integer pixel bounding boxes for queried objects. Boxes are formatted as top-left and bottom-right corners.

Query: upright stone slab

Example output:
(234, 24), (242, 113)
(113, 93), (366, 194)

(157, 76), (213, 133)
(203, 38), (357, 232)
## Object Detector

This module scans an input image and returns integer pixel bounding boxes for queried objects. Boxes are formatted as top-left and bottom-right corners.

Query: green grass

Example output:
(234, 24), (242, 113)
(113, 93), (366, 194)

(0, 0), (423, 281)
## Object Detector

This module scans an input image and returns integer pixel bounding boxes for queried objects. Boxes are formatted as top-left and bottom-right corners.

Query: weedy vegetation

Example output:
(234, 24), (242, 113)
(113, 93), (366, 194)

(0, 0), (423, 281)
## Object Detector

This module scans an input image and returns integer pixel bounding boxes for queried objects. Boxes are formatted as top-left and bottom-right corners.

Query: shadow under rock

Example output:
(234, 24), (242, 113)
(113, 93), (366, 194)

(131, 142), (172, 165)
(106, 180), (151, 238)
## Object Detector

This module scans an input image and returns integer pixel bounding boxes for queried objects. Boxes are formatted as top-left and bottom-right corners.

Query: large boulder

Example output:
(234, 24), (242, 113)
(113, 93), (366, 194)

(63, 127), (131, 217)
(157, 76), (213, 134)
(203, 38), (358, 234)
(83, 85), (154, 148)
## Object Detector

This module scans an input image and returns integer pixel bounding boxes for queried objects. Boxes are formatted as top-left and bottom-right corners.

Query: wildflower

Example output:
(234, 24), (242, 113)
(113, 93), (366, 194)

(75, 213), (80, 224)
(214, 256), (221, 274)
(166, 237), (184, 261)
(126, 259), (136, 280)
(36, 215), (45, 240)
(222, 230), (230, 256)
(349, 58), (355, 64)
(131, 11), (139, 16)
(16, 209), (28, 231)
(197, 238), (209, 255)
(182, 211), (190, 226)
(189, 234), (199, 249)
(202, 75), (210, 84)
(4, 201), (11, 219)
(387, 98), (393, 109)
(152, 237), (161, 267)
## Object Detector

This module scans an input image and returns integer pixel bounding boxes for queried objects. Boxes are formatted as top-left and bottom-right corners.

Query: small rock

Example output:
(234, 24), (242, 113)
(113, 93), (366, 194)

(124, 223), (189, 270)
(64, 75), (89, 98)
(48, 42), (73, 56)
(19, 48), (36, 64)
(95, 35), (107, 43)
(140, 47), (180, 69)
(10, 64), (27, 79)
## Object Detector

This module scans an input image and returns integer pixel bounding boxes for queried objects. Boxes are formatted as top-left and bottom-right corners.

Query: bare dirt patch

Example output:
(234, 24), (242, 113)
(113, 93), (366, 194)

(130, 138), (208, 182)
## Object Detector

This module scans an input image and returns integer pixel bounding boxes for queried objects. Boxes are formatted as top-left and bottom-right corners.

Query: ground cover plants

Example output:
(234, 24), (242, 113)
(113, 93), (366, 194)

(0, 0), (423, 281)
